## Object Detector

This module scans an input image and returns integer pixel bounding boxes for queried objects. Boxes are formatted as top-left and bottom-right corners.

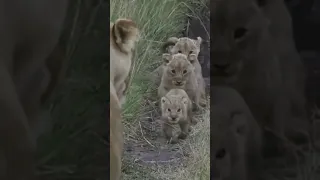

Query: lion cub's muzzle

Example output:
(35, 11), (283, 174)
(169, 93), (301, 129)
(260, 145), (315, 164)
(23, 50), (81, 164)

(168, 116), (179, 124)
(173, 80), (185, 86)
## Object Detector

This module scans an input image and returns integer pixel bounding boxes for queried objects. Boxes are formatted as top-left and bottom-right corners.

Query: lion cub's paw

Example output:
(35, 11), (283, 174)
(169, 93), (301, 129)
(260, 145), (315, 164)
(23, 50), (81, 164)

(199, 98), (207, 107)
(178, 132), (188, 140)
(167, 136), (179, 144)
(191, 117), (198, 125)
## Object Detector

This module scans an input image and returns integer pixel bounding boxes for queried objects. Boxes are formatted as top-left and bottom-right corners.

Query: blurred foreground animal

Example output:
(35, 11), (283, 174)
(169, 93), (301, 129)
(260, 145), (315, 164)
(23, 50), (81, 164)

(210, 0), (307, 156)
(211, 86), (263, 180)
(110, 18), (139, 180)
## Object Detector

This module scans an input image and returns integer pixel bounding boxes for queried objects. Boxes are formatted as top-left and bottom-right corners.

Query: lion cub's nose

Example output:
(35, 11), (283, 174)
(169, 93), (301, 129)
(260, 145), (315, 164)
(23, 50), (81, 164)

(213, 63), (230, 71)
(176, 81), (182, 85)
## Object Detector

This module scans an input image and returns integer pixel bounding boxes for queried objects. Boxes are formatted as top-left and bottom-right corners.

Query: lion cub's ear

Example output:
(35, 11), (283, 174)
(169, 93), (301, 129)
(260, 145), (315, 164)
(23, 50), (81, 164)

(167, 37), (179, 44)
(231, 112), (248, 136)
(162, 53), (172, 64)
(162, 37), (179, 53)
(112, 18), (139, 53)
(188, 54), (197, 64)
(195, 36), (202, 48)
(161, 96), (168, 104)
(182, 97), (189, 105)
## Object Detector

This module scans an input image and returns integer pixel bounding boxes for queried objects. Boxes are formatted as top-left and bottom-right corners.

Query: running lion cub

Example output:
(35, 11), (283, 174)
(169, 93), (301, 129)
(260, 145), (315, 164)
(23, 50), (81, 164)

(110, 18), (139, 180)
(160, 89), (195, 144)
(158, 53), (205, 109)
(153, 37), (206, 104)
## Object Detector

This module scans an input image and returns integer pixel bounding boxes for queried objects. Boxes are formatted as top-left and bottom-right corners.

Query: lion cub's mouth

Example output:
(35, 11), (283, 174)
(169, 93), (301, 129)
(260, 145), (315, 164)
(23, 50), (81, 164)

(173, 81), (185, 86)
(168, 117), (179, 124)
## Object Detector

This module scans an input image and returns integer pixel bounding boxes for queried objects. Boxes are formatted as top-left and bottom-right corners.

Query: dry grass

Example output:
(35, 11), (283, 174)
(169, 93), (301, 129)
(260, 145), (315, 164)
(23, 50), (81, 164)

(148, 106), (211, 180)
(111, 0), (210, 179)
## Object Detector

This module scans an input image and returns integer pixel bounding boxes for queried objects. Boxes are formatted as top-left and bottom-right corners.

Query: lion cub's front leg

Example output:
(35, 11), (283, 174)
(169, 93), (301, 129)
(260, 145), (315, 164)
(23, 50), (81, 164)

(187, 88), (201, 111)
(162, 118), (179, 144)
(178, 120), (190, 140)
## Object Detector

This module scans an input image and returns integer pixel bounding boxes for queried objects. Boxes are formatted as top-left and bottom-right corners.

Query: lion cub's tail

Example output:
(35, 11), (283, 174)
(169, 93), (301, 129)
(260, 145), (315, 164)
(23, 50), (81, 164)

(110, 18), (139, 53)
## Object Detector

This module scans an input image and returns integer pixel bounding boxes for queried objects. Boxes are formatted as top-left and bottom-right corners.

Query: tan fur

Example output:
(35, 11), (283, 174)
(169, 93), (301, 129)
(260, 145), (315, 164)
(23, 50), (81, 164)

(210, 0), (306, 153)
(160, 89), (194, 144)
(211, 87), (262, 180)
(116, 78), (128, 106)
(110, 83), (124, 180)
(158, 37), (206, 99)
(110, 18), (139, 105)
(0, 1), (68, 179)
(110, 18), (139, 180)
(158, 53), (203, 109)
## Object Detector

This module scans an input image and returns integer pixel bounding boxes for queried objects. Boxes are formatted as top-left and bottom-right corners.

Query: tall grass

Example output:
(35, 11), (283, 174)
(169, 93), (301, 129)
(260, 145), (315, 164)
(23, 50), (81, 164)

(111, 0), (189, 121)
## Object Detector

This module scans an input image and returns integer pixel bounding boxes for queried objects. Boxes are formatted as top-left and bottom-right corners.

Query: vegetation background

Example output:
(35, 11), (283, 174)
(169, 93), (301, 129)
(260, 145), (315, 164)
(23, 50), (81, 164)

(111, 0), (210, 179)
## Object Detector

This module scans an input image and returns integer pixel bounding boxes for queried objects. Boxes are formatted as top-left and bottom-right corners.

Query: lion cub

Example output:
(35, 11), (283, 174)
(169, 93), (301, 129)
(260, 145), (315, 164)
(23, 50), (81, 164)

(164, 37), (206, 101)
(211, 87), (263, 180)
(158, 53), (203, 109)
(161, 89), (194, 144)
(156, 37), (206, 100)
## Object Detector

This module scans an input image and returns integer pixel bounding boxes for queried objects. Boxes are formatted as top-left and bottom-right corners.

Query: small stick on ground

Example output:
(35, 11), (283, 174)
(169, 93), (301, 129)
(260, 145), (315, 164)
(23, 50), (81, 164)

(139, 121), (155, 148)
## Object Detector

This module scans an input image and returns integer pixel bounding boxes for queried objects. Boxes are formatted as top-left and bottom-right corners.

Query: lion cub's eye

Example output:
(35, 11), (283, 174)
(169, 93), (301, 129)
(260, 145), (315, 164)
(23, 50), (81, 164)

(189, 51), (193, 54)
(171, 70), (176, 74)
(177, 108), (181, 112)
(178, 50), (182, 53)
(215, 148), (226, 159)
(183, 70), (187, 74)
(168, 108), (171, 112)
(234, 28), (248, 40)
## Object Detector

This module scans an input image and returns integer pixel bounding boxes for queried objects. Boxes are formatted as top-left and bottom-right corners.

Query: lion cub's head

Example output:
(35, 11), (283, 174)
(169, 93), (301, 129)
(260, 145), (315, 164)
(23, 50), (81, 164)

(210, 0), (270, 84)
(162, 53), (195, 87)
(161, 89), (189, 124)
(211, 107), (249, 179)
(163, 37), (202, 64)
(110, 18), (139, 55)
